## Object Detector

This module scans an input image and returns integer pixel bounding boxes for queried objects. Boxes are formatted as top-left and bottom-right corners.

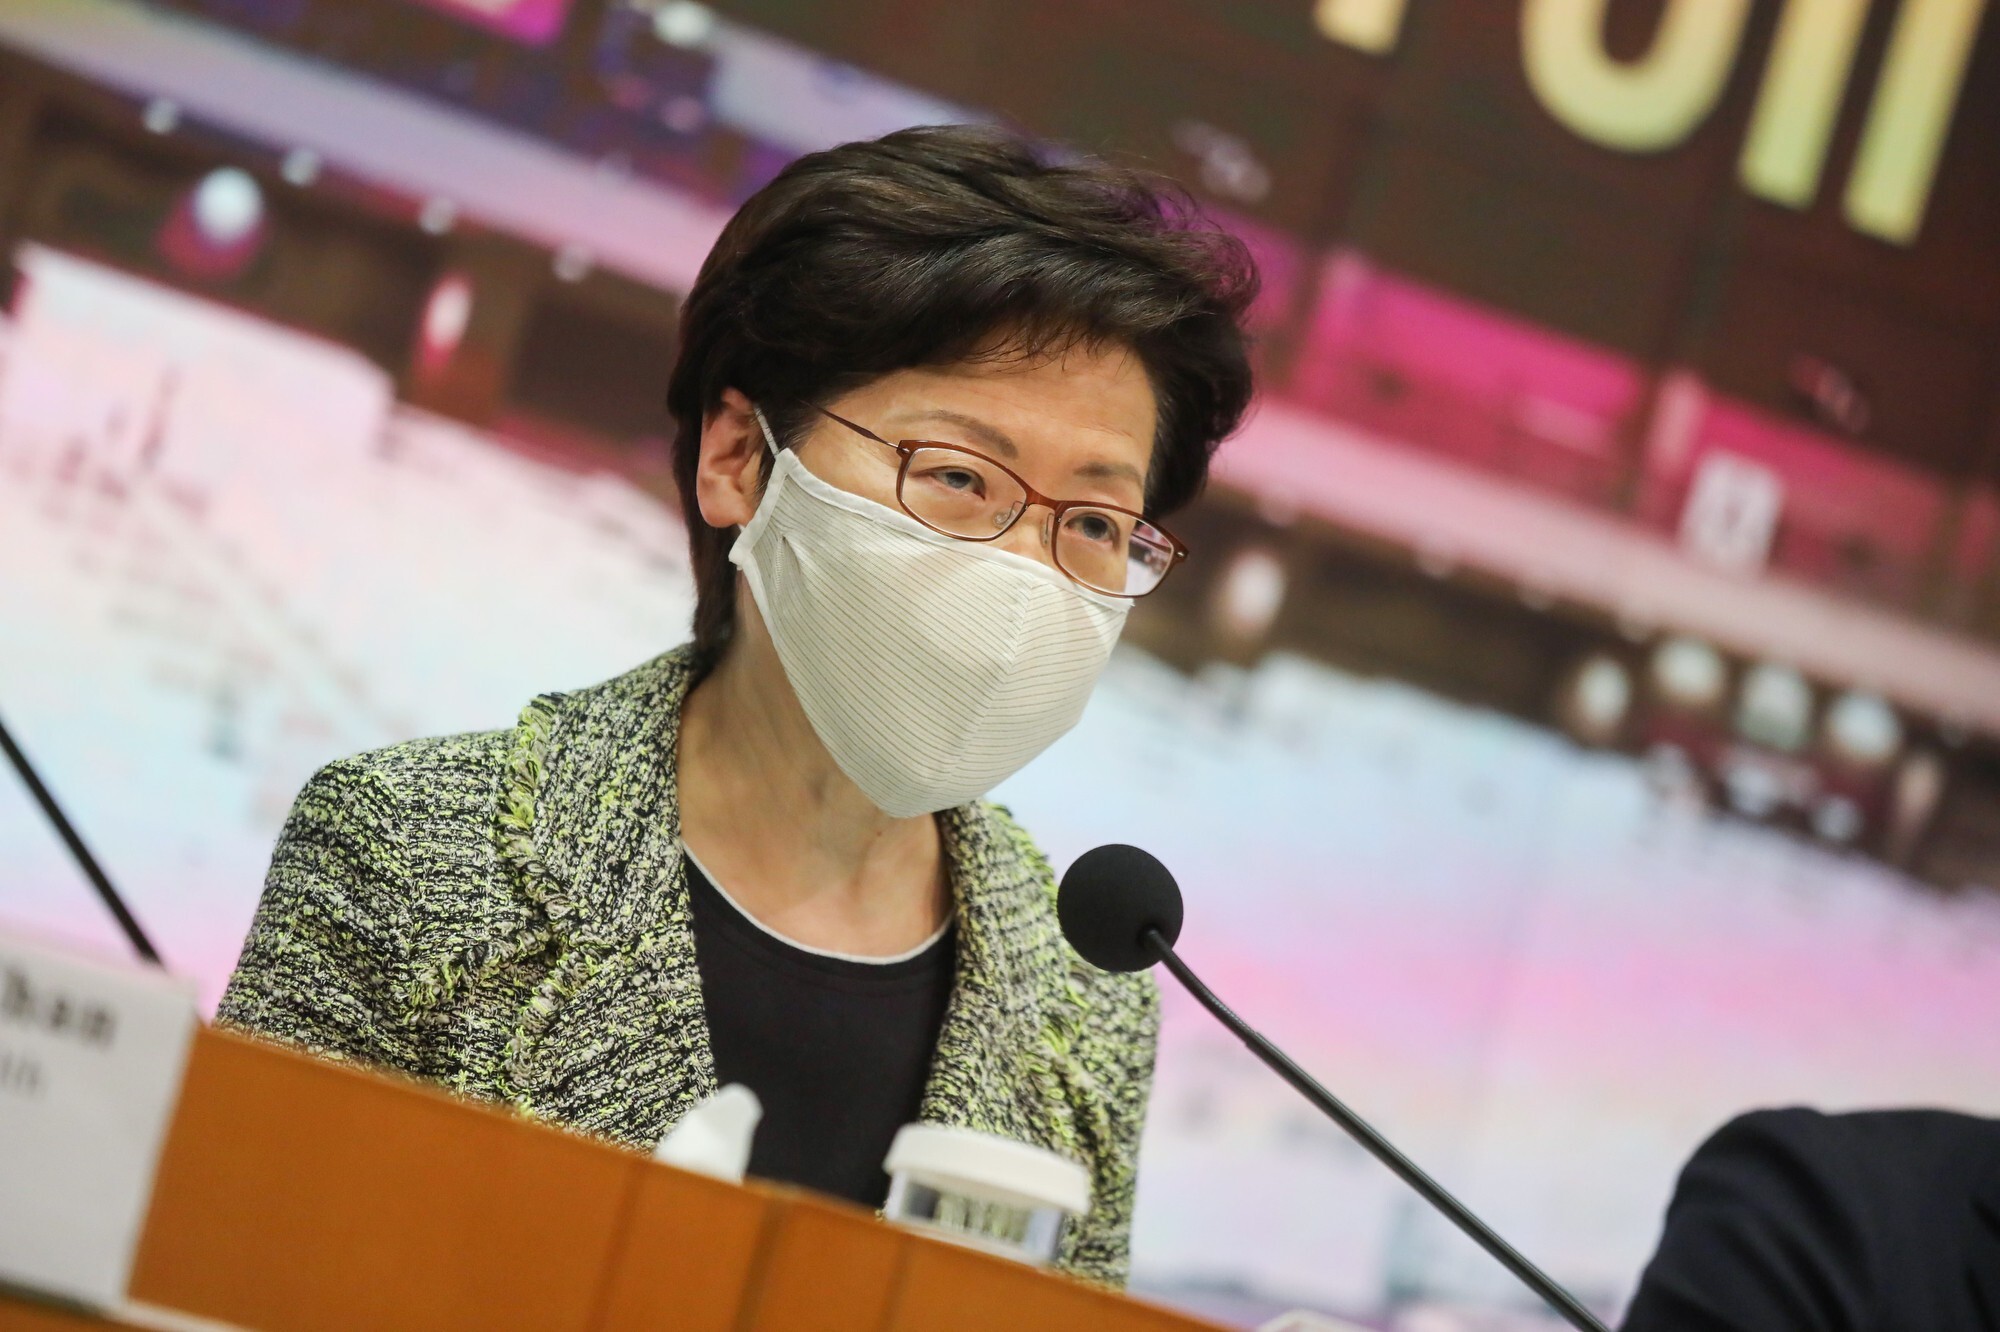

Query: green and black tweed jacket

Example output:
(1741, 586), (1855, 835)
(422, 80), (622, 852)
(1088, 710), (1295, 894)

(216, 644), (1160, 1286)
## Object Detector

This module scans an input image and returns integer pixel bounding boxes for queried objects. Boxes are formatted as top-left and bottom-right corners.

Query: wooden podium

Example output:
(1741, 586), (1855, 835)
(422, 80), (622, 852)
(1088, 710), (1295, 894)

(0, 1026), (1223, 1332)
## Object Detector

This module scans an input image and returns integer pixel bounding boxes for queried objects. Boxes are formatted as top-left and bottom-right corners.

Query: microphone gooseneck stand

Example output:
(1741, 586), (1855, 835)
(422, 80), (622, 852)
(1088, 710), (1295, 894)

(1144, 927), (1611, 1332)
(0, 709), (163, 966)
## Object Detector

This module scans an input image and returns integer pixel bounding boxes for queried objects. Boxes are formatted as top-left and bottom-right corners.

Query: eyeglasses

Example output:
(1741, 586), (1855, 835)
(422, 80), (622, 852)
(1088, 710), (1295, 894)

(798, 403), (1188, 599)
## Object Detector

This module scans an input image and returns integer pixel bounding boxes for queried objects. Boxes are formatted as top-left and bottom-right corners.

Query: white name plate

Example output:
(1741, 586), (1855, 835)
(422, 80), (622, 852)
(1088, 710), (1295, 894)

(0, 931), (198, 1309)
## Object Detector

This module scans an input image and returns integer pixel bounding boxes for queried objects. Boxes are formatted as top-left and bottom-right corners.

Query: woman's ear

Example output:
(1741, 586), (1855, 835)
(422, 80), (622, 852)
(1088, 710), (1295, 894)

(694, 388), (768, 530)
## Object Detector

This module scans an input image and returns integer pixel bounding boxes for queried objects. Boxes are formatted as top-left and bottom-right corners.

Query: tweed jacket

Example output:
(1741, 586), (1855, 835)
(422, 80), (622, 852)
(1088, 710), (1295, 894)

(216, 644), (1160, 1285)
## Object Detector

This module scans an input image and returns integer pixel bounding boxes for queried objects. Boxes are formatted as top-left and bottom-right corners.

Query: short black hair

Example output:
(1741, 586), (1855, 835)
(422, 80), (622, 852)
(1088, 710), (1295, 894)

(665, 123), (1259, 660)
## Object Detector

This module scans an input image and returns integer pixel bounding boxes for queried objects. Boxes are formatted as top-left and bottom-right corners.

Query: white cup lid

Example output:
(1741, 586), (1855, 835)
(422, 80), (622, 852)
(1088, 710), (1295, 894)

(883, 1124), (1091, 1216)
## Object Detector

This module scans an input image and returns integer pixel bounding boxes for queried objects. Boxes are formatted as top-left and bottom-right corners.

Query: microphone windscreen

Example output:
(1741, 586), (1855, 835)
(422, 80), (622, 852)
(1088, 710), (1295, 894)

(1057, 844), (1184, 973)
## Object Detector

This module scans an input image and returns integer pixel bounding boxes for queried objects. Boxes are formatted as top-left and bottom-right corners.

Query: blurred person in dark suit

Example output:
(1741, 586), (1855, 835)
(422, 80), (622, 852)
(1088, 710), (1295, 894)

(1622, 1107), (2000, 1331)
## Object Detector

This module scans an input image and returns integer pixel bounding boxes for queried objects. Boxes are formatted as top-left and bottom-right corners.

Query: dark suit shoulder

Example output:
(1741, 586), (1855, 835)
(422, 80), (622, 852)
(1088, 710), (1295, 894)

(1622, 1107), (2000, 1332)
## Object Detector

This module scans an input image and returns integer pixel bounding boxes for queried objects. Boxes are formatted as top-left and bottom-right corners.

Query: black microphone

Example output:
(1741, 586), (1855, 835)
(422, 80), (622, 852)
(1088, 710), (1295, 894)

(1058, 844), (1609, 1332)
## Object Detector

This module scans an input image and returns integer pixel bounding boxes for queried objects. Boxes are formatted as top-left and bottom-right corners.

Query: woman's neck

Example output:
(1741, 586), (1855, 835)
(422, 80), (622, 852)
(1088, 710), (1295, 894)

(674, 624), (949, 957)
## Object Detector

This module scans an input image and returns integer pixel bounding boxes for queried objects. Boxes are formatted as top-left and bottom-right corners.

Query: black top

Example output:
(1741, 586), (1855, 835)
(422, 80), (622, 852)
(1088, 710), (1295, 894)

(1622, 1107), (2000, 1332)
(683, 851), (956, 1209)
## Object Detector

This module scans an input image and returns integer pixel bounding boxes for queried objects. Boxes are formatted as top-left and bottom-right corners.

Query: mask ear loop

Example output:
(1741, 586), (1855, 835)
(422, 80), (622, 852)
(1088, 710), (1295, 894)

(750, 404), (781, 457)
(739, 404), (791, 537)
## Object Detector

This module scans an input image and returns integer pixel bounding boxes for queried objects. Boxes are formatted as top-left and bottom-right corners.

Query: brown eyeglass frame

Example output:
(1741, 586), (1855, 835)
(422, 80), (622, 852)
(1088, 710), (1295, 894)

(802, 403), (1189, 598)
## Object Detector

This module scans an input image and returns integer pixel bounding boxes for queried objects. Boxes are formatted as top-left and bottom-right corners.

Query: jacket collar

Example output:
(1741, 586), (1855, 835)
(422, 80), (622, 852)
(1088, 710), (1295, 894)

(492, 645), (1068, 1151)
(924, 799), (1068, 1145)
(522, 648), (693, 945)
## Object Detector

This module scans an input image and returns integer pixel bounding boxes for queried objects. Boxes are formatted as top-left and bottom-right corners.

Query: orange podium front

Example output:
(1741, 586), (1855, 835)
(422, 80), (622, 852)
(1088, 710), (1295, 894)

(1, 1026), (1220, 1332)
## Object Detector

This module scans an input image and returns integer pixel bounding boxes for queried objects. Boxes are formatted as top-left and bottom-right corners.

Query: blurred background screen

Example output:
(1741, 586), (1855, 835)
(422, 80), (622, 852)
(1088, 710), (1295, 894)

(2, 0), (1998, 1325)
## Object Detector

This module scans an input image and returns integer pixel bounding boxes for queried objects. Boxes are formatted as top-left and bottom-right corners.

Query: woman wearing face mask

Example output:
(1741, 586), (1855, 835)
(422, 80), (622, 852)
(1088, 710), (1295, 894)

(217, 125), (1256, 1286)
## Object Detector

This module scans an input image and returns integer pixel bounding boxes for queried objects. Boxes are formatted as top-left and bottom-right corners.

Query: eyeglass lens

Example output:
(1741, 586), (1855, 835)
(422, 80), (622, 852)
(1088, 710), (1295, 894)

(898, 446), (1174, 596)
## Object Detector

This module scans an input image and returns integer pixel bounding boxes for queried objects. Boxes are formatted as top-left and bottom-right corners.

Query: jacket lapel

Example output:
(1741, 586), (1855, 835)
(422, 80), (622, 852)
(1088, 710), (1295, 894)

(498, 648), (719, 1148)
(921, 803), (1074, 1156)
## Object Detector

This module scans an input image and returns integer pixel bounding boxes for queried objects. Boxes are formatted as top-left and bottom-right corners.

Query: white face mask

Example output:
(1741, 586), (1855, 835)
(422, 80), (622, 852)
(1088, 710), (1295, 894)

(728, 407), (1130, 818)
